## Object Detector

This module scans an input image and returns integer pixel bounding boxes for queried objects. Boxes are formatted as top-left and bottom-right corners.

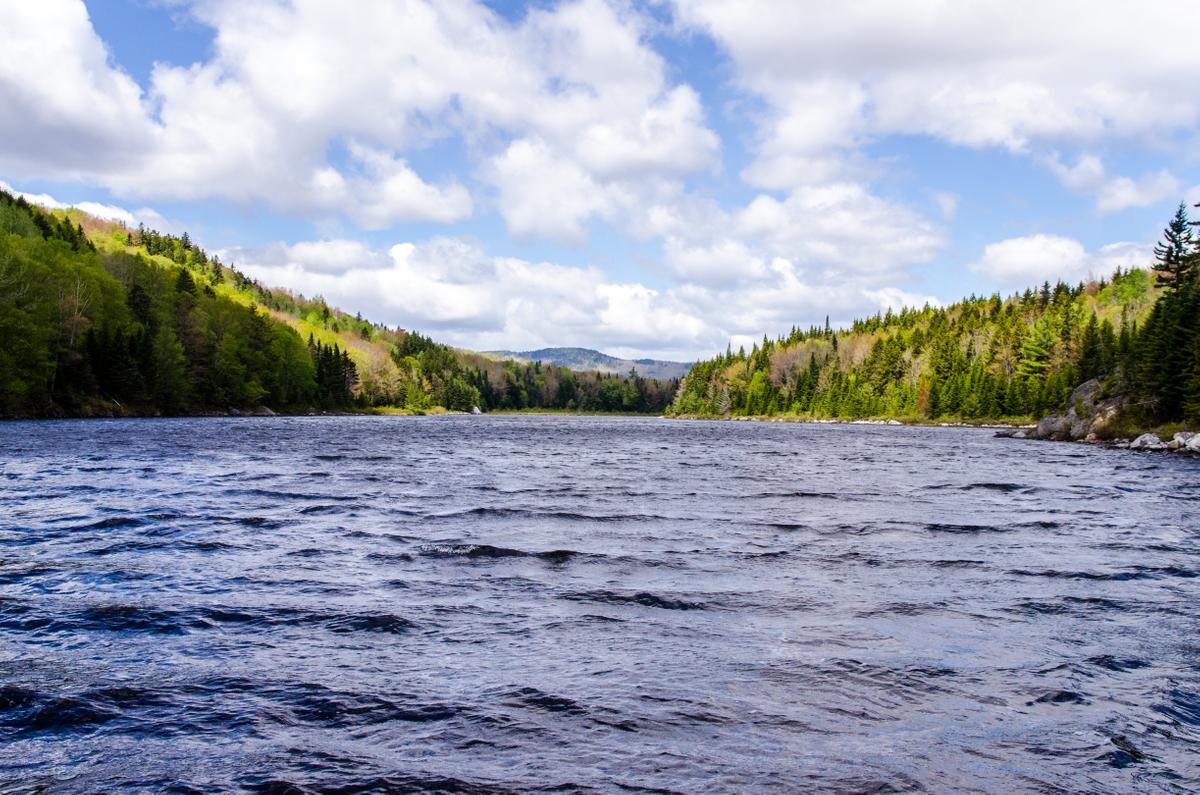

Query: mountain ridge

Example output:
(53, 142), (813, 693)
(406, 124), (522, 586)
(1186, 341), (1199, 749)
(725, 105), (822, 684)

(486, 347), (692, 380)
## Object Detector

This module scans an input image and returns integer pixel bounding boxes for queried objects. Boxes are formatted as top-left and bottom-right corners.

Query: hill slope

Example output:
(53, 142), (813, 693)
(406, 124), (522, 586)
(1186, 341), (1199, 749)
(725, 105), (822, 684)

(669, 229), (1200, 434)
(487, 347), (692, 380)
(0, 189), (677, 417)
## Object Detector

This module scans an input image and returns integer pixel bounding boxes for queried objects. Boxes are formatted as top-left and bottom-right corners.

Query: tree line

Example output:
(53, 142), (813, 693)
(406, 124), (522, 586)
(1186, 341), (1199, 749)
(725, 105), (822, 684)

(0, 189), (674, 417)
(670, 201), (1200, 428)
(0, 190), (352, 415)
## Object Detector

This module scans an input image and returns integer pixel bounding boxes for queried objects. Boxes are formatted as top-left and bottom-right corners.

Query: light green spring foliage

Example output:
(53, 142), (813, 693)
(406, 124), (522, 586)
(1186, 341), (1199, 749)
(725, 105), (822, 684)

(0, 191), (677, 416)
(669, 272), (1159, 423)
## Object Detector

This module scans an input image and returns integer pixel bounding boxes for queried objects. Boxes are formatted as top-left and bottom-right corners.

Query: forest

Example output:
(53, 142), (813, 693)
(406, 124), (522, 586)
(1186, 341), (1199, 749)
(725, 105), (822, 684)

(669, 202), (1200, 431)
(0, 189), (676, 417)
(6, 183), (1197, 428)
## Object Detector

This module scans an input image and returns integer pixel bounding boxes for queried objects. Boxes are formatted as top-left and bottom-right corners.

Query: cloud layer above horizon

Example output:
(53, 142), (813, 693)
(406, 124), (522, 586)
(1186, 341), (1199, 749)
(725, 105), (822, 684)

(2, 0), (1197, 359)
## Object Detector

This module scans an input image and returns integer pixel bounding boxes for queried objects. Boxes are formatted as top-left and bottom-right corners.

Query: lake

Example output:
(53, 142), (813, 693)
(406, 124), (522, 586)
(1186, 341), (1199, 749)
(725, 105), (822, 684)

(1, 416), (1198, 792)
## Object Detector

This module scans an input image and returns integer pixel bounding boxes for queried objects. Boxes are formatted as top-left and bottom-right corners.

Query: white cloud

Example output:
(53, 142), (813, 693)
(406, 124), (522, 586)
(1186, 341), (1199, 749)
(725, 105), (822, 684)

(864, 286), (941, 314)
(0, 1), (152, 179)
(225, 234), (948, 360)
(970, 235), (1087, 287)
(226, 236), (711, 354)
(1094, 171), (1180, 214)
(1047, 153), (1180, 213)
(970, 234), (1153, 289)
(673, 1), (1200, 193)
(1047, 154), (1107, 192)
(1086, 241), (1157, 277)
(488, 138), (616, 243)
(242, 240), (392, 276)
(0, 0), (718, 238)
(329, 144), (473, 229)
(663, 237), (768, 287)
(733, 183), (944, 277)
(0, 179), (170, 232)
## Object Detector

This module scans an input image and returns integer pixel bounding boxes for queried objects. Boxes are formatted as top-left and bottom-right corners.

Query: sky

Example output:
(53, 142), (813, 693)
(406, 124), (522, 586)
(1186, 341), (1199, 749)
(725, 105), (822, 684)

(2, 1), (1199, 360)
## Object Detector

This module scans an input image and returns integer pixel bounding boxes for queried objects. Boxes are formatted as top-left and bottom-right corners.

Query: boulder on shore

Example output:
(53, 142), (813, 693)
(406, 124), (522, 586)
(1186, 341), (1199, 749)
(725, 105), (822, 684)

(1034, 413), (1072, 441)
(253, 406), (277, 417)
(1129, 433), (1167, 451)
(1188, 435), (1200, 452)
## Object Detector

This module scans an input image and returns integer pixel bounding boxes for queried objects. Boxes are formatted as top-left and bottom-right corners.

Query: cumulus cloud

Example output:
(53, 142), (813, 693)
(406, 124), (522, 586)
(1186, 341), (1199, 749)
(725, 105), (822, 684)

(324, 145), (473, 229)
(0, 179), (171, 232)
(733, 184), (944, 278)
(0, 1), (152, 179)
(488, 138), (615, 243)
(225, 235), (947, 360)
(1, 0), (718, 237)
(225, 236), (710, 354)
(652, 180), (945, 301)
(1047, 153), (1180, 213)
(672, 1), (1200, 190)
(1094, 171), (1180, 215)
(663, 237), (768, 287)
(7, 0), (1188, 360)
(970, 234), (1153, 290)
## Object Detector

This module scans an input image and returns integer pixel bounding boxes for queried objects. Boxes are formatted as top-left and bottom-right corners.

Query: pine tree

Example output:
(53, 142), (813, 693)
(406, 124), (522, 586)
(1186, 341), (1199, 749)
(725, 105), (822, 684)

(1153, 202), (1195, 288)
(175, 269), (196, 295)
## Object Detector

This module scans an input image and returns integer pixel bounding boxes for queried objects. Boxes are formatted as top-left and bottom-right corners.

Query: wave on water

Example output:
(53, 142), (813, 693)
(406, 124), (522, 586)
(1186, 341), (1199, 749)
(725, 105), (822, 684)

(560, 590), (710, 611)
(1, 415), (1197, 791)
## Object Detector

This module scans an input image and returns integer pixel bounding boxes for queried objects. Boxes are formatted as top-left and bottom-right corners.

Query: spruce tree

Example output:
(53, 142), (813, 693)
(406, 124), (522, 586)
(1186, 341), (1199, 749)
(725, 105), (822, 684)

(175, 269), (196, 295)
(1153, 202), (1194, 288)
(1077, 313), (1101, 381)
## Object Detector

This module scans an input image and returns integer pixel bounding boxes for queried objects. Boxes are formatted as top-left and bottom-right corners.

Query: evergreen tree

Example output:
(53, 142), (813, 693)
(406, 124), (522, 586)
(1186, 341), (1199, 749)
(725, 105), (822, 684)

(1153, 202), (1195, 288)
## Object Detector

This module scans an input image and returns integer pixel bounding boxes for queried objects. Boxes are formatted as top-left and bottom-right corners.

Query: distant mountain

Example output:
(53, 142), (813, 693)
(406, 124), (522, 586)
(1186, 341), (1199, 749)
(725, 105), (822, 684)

(487, 347), (692, 380)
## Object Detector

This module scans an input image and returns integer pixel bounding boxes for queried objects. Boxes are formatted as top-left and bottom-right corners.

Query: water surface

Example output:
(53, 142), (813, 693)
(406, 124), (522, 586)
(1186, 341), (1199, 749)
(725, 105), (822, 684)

(1, 416), (1198, 792)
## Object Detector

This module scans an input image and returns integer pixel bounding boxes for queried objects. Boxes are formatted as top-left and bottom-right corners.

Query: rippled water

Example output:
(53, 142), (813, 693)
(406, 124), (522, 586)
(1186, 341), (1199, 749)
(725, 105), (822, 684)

(1, 416), (1198, 793)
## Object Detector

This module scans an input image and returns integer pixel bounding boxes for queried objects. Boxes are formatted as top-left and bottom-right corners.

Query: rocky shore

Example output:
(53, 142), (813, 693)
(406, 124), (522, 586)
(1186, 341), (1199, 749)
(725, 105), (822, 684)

(997, 377), (1200, 454)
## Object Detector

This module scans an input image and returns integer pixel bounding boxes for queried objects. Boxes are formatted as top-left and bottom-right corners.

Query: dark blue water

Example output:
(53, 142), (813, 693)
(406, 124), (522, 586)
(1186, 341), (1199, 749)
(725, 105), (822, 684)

(1, 416), (1198, 793)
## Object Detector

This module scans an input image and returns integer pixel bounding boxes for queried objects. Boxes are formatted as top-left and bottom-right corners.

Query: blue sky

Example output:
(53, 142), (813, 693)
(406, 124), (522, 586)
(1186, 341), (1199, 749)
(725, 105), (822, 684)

(2, 1), (1198, 359)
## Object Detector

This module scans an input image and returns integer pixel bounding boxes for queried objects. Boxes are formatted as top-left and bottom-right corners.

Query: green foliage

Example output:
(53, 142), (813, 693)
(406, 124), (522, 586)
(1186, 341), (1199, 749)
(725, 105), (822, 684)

(1152, 202), (1195, 288)
(669, 269), (1149, 423)
(671, 202), (1200, 428)
(0, 189), (326, 415)
(0, 188), (674, 416)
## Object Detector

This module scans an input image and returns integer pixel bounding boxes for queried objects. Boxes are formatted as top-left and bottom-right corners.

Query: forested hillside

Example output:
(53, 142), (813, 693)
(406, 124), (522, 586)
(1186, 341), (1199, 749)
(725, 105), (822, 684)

(670, 202), (1200, 430)
(0, 190), (676, 417)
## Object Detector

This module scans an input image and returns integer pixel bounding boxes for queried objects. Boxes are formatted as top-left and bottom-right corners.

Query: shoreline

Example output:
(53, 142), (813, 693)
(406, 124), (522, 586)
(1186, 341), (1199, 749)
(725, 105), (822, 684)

(0, 406), (664, 421)
(666, 413), (1200, 455)
(666, 413), (1034, 430)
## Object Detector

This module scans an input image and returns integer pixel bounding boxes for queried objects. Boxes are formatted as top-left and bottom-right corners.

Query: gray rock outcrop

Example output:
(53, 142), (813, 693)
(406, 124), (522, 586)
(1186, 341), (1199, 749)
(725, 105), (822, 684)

(1028, 379), (1125, 441)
